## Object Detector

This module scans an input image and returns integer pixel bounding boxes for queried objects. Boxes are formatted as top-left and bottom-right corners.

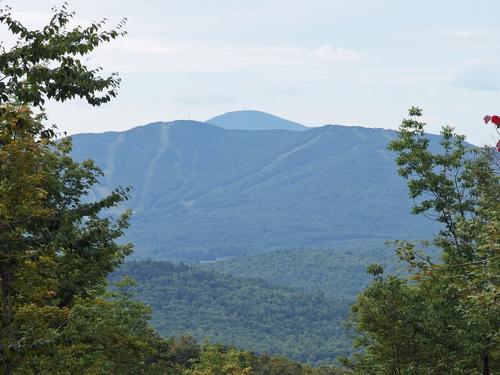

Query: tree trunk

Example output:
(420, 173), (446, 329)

(1, 266), (14, 375)
(482, 352), (490, 375)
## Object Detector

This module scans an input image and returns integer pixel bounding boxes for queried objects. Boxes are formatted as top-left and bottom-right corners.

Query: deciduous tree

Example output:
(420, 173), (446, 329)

(343, 107), (499, 374)
(0, 3), (131, 373)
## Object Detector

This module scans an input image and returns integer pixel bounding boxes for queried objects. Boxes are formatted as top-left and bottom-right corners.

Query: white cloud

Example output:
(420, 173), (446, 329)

(90, 38), (366, 73)
(310, 45), (365, 63)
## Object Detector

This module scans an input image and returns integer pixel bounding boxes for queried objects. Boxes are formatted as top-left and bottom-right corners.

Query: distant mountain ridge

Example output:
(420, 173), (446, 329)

(70, 111), (439, 261)
(201, 241), (400, 300)
(206, 110), (308, 131)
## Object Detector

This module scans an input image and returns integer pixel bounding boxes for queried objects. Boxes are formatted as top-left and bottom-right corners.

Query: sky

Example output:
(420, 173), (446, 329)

(3, 0), (500, 146)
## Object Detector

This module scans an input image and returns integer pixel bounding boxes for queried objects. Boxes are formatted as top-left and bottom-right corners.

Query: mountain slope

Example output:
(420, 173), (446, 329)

(201, 241), (402, 300)
(111, 260), (351, 364)
(206, 110), (307, 131)
(71, 119), (439, 260)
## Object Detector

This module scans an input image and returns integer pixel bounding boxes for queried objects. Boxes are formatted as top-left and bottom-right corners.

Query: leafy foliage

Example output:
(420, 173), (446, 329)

(185, 343), (345, 375)
(0, 3), (135, 373)
(343, 108), (499, 374)
(0, 3), (126, 107)
(0, 103), (133, 374)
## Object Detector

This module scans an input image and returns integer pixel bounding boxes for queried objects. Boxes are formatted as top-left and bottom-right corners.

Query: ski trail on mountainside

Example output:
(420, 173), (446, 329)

(236, 133), (326, 195)
(94, 134), (124, 199)
(181, 150), (200, 213)
(104, 134), (125, 178)
(352, 127), (369, 140)
(186, 133), (325, 204)
(258, 134), (324, 173)
(136, 125), (170, 212)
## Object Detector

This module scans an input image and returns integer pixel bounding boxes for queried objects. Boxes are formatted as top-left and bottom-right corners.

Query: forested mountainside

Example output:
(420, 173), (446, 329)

(71, 114), (439, 261)
(201, 241), (403, 299)
(111, 260), (352, 365)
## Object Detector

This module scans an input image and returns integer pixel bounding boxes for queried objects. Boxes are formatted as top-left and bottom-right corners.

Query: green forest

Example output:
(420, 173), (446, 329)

(0, 3), (498, 375)
(200, 242), (401, 299)
(111, 260), (351, 364)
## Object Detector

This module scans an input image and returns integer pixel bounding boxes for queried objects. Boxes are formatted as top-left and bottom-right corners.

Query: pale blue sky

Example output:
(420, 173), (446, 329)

(3, 0), (500, 145)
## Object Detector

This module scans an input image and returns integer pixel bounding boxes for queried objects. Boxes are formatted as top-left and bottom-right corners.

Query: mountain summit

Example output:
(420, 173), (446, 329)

(206, 110), (307, 131)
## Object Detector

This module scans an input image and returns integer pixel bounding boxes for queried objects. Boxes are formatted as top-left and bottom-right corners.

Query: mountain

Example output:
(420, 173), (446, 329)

(200, 241), (402, 300)
(71, 118), (439, 261)
(111, 260), (351, 364)
(206, 110), (307, 131)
